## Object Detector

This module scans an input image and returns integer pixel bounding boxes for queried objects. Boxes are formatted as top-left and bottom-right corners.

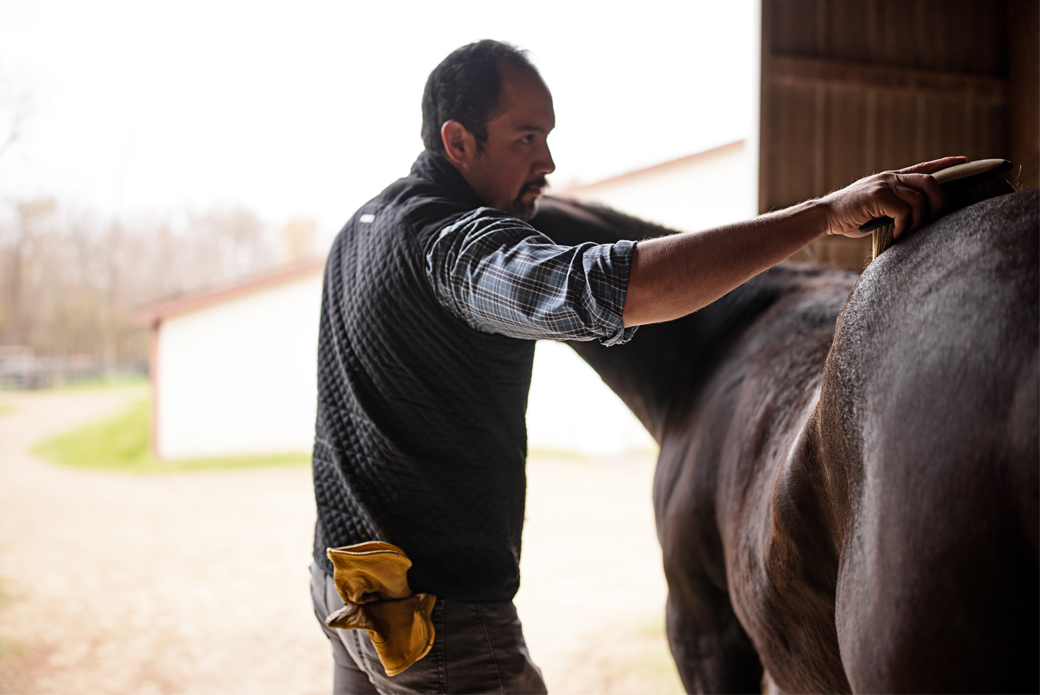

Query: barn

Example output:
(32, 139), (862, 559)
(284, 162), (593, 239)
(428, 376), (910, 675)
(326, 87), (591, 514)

(135, 259), (325, 460)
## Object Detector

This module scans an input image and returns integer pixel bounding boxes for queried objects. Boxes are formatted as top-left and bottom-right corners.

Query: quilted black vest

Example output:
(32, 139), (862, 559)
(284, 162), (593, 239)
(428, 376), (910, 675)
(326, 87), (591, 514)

(312, 151), (535, 602)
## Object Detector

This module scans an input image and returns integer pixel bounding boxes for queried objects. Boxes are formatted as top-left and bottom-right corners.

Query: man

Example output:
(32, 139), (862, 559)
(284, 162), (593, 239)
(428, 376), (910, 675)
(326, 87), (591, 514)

(309, 40), (961, 694)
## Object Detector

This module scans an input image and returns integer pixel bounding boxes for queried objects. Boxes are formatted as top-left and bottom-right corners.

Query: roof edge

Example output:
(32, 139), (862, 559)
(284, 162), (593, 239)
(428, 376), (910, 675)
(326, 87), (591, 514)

(133, 256), (327, 327)
(554, 139), (745, 196)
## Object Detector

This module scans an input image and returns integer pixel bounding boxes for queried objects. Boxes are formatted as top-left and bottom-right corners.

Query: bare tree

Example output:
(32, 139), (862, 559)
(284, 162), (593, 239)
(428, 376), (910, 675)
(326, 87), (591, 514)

(0, 198), (285, 372)
(1, 198), (56, 347)
(0, 92), (30, 165)
(0, 66), (32, 168)
(0, 71), (299, 385)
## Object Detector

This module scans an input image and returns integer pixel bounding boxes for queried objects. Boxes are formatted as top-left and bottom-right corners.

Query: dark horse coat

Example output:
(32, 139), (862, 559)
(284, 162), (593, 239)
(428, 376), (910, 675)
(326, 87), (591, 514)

(530, 190), (1038, 694)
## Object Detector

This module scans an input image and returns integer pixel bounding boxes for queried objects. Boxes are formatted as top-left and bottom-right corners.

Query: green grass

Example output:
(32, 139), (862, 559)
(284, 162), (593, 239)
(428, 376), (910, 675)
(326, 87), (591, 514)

(43, 372), (150, 392)
(0, 372), (149, 393)
(0, 635), (20, 662)
(32, 400), (310, 474)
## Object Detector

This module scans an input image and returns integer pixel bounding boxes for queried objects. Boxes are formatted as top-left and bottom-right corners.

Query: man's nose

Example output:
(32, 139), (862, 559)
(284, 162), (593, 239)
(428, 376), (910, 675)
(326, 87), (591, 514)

(534, 146), (555, 177)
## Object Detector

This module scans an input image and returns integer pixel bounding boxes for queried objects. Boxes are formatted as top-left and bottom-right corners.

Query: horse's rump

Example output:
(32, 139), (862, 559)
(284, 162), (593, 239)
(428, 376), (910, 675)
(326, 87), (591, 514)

(820, 189), (1039, 692)
(531, 191), (1040, 693)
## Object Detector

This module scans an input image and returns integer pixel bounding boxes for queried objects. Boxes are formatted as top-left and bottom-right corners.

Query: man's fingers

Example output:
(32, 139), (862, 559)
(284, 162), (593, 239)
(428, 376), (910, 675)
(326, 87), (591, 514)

(898, 156), (968, 175)
(877, 188), (913, 238)
(867, 187), (911, 238)
(887, 173), (946, 237)
(915, 172), (946, 219)
(889, 182), (927, 238)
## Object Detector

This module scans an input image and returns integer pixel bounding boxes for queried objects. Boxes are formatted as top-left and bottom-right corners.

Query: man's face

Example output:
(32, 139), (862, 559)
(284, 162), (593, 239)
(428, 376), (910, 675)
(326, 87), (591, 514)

(462, 68), (556, 220)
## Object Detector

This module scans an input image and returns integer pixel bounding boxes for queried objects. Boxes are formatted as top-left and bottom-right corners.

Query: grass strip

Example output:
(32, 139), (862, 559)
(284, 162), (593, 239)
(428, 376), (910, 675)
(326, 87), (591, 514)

(32, 400), (309, 474)
(39, 373), (149, 393)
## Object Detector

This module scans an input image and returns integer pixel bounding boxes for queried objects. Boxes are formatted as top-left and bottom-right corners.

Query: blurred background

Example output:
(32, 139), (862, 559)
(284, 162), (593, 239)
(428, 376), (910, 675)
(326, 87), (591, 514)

(0, 1), (1035, 693)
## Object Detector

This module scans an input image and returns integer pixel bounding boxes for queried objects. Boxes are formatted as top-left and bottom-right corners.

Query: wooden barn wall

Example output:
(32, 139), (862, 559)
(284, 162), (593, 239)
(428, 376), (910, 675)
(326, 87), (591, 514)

(759, 0), (1039, 271)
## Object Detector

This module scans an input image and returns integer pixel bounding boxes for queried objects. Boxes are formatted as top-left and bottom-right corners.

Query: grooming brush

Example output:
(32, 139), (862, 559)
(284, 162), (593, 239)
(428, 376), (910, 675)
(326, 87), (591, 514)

(863, 158), (1016, 260)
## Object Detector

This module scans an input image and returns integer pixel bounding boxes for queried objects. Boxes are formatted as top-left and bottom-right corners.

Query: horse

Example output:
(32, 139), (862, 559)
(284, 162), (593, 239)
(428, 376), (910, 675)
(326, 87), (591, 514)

(529, 189), (1039, 693)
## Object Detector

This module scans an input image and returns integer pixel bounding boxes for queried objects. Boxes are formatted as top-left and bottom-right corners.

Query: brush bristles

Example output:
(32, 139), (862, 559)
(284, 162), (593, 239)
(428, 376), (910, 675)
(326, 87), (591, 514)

(872, 223), (896, 259)
(870, 168), (1016, 261)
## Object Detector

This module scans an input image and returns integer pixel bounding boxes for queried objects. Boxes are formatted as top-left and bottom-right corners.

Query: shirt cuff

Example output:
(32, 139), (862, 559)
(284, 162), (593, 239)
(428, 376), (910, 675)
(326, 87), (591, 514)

(585, 239), (639, 347)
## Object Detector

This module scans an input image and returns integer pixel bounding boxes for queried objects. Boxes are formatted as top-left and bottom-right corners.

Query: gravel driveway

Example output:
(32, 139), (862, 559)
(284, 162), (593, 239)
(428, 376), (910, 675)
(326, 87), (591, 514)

(0, 387), (680, 694)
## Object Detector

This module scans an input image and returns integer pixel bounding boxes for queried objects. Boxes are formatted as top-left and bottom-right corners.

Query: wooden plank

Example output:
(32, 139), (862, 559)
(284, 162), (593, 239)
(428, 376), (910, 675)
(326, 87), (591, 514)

(823, 89), (869, 190)
(766, 83), (817, 210)
(924, 0), (1006, 75)
(823, 1), (871, 62)
(875, 0), (924, 67)
(933, 96), (970, 159)
(897, 94), (1009, 163)
(874, 92), (920, 171)
(769, 0), (820, 56)
(962, 101), (1005, 161)
(813, 87), (825, 195)
(866, 0), (1007, 73)
(770, 55), (1008, 103)
(978, 102), (1010, 162)
(972, 0), (1007, 75)
(1008, 0), (1039, 188)
(913, 1), (933, 70)
(912, 95), (943, 161)
(924, 0), (968, 73)
(759, 0), (774, 214)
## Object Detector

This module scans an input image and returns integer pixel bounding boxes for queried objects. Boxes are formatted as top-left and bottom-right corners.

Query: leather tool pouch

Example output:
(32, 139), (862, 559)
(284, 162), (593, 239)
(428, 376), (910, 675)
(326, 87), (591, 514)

(324, 542), (436, 676)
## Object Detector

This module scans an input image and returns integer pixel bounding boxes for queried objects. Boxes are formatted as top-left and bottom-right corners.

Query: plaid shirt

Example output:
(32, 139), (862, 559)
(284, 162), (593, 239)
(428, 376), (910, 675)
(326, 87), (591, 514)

(425, 207), (639, 347)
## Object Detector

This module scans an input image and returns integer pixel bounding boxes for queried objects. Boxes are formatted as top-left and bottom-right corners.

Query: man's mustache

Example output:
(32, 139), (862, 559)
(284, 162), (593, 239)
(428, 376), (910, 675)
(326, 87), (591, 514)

(520, 178), (548, 196)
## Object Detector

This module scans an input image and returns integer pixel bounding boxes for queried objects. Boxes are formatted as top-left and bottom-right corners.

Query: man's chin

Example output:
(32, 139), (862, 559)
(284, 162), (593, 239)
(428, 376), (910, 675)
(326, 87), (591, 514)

(507, 193), (540, 220)
(514, 203), (536, 220)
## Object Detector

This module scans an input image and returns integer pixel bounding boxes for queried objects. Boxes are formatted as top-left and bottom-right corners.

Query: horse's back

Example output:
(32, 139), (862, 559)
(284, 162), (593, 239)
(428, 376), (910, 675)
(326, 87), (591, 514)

(823, 190), (1039, 692)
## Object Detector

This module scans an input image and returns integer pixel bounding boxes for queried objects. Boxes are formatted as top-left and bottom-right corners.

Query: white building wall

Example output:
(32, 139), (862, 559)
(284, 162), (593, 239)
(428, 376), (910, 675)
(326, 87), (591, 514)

(565, 141), (754, 232)
(527, 341), (656, 456)
(156, 273), (323, 459)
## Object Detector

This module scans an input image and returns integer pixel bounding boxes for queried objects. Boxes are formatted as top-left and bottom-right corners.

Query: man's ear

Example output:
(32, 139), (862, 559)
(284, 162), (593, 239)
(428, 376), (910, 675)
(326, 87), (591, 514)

(441, 120), (475, 169)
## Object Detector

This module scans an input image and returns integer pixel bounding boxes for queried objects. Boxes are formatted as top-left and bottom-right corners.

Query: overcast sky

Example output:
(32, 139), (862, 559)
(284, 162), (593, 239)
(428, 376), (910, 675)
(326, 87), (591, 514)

(0, 1), (757, 237)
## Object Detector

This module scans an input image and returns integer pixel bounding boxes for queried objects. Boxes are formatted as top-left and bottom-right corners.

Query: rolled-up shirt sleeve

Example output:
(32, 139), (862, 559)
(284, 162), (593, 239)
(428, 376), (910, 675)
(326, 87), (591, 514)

(424, 207), (638, 346)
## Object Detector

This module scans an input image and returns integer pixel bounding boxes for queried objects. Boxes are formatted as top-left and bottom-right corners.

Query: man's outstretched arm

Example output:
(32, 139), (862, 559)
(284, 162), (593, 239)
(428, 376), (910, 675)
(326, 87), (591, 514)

(622, 156), (966, 327)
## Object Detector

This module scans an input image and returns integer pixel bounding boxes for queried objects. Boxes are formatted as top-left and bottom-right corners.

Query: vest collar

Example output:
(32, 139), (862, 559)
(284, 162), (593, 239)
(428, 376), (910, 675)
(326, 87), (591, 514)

(410, 150), (486, 209)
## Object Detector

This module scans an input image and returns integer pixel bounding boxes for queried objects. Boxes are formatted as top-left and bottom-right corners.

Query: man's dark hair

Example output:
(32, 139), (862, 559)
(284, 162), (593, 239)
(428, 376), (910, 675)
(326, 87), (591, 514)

(421, 40), (539, 153)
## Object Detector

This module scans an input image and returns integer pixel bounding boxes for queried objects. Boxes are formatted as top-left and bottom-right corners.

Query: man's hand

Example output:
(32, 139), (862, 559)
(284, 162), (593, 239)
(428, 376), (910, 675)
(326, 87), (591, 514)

(622, 155), (970, 327)
(821, 156), (968, 239)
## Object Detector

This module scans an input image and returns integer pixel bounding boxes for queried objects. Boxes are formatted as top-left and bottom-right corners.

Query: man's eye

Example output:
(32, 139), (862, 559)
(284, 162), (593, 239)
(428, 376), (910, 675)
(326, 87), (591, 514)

(522, 134), (535, 144)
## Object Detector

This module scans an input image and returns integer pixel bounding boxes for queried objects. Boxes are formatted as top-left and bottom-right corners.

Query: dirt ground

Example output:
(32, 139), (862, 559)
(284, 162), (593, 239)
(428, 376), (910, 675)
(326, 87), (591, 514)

(0, 387), (682, 694)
